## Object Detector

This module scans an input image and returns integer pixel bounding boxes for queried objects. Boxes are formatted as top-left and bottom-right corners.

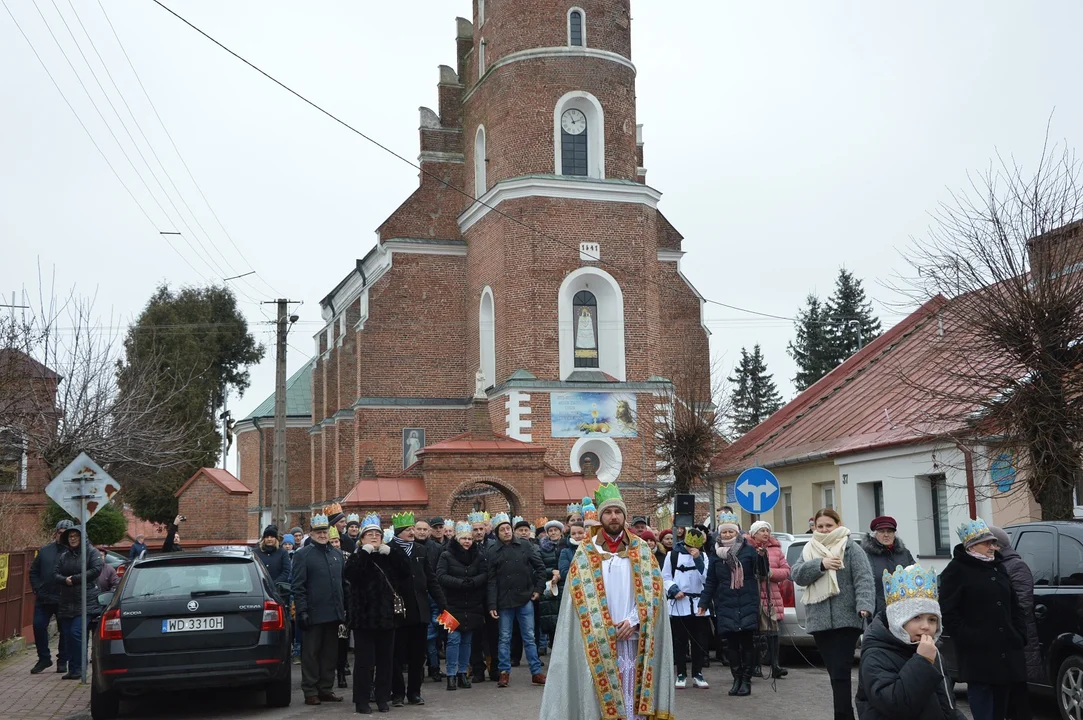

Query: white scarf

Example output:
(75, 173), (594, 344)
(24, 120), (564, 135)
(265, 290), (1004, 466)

(800, 526), (850, 605)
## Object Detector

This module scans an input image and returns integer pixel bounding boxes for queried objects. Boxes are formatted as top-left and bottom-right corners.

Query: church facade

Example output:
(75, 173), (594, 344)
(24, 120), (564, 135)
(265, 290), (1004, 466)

(310, 0), (709, 522)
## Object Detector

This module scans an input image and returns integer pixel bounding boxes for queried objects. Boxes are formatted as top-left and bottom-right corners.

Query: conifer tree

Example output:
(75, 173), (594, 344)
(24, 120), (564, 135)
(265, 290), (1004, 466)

(787, 295), (833, 391)
(728, 344), (784, 435)
(825, 268), (882, 362)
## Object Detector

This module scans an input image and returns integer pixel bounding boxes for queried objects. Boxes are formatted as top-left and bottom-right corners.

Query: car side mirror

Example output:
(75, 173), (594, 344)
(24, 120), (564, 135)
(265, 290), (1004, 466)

(97, 592), (115, 607)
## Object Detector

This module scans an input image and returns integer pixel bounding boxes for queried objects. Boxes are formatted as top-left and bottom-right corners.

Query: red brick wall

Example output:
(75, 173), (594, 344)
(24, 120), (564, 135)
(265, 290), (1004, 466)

(236, 424), (313, 512)
(177, 476), (250, 543)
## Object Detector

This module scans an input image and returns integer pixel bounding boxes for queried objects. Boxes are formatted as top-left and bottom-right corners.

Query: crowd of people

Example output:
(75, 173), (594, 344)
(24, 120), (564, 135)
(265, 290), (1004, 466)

(25, 491), (1037, 720)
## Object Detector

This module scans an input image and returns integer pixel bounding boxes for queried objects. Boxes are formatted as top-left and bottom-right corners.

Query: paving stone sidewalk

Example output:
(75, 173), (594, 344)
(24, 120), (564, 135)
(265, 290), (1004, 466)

(0, 646), (89, 720)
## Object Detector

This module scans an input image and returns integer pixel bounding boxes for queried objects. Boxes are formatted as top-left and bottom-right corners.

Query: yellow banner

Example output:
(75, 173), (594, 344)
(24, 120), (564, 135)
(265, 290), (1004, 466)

(0, 554), (8, 591)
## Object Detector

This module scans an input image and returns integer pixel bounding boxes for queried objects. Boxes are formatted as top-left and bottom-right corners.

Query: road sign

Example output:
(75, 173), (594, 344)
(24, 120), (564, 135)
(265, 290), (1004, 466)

(45, 452), (120, 521)
(734, 467), (781, 515)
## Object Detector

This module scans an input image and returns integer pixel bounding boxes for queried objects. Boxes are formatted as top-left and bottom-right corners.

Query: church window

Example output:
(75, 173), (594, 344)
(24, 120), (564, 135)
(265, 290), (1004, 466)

(479, 38), (486, 77)
(561, 110), (589, 177)
(474, 125), (487, 197)
(569, 9), (584, 47)
(573, 290), (599, 368)
(554, 92), (604, 179)
(478, 0), (485, 26)
(480, 286), (496, 387)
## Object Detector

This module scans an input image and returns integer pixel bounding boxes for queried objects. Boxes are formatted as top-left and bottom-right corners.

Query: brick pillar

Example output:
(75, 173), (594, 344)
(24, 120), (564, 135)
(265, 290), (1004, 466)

(470, 397), (494, 438)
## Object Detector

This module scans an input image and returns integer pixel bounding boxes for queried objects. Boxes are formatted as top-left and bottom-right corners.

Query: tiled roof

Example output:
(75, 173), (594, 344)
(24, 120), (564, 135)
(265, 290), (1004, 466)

(0, 348), (59, 381)
(543, 476), (601, 504)
(243, 358), (314, 420)
(342, 477), (428, 506)
(420, 432), (547, 455)
(174, 467), (252, 497)
(711, 295), (985, 475)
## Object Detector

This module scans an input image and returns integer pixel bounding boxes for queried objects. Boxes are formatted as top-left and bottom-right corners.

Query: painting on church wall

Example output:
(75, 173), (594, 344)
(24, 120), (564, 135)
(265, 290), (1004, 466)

(402, 428), (425, 469)
(551, 392), (637, 438)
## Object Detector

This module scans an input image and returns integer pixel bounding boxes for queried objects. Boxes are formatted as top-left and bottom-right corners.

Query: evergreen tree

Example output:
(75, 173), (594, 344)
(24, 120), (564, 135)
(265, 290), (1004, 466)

(728, 344), (784, 435)
(824, 268), (882, 363)
(787, 294), (833, 391)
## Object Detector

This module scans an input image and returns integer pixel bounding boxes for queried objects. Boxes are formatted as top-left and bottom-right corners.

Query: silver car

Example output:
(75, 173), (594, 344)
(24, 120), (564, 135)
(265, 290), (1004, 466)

(776, 532), (865, 649)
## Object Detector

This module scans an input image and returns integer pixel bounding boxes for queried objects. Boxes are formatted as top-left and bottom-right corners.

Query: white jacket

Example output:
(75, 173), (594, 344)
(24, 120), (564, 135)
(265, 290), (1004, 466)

(662, 549), (709, 617)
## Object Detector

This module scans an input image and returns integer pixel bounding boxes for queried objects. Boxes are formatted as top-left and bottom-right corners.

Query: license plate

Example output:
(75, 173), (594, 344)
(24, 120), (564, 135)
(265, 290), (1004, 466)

(162, 616), (224, 633)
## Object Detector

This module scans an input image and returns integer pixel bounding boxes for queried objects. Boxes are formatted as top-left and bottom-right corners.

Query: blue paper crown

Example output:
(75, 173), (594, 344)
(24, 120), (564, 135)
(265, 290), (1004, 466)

(346, 513), (361, 525)
(444, 518), (454, 529)
(467, 510), (490, 525)
(718, 512), (740, 527)
(956, 518), (993, 546)
(455, 521), (473, 538)
(492, 512), (512, 528)
(360, 513), (381, 533)
(567, 502), (582, 514)
(310, 513), (330, 530)
(883, 564), (938, 606)
(512, 515), (525, 526)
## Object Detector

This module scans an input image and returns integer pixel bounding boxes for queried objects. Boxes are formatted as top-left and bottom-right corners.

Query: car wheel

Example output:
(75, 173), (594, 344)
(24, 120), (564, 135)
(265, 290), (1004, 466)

(1058, 655), (1083, 720)
(266, 664), (292, 708)
(90, 683), (121, 720)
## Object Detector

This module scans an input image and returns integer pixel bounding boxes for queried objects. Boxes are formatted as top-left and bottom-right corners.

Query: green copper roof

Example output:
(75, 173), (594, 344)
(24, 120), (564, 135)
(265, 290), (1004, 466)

(243, 358), (314, 420)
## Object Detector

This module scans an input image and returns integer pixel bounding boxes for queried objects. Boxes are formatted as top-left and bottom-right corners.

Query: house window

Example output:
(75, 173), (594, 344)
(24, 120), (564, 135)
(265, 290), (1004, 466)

(821, 484), (835, 510)
(872, 481), (884, 517)
(474, 126), (487, 198)
(782, 489), (793, 534)
(568, 9), (584, 46)
(0, 428), (27, 490)
(572, 290), (599, 368)
(929, 473), (951, 555)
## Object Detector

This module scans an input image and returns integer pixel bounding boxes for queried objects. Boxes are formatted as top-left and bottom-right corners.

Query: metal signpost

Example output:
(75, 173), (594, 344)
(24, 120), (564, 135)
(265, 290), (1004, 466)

(44, 453), (121, 684)
(734, 466), (781, 516)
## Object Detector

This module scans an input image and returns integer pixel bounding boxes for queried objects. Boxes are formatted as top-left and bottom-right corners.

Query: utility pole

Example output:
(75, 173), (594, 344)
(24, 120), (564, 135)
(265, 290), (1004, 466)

(264, 298), (300, 531)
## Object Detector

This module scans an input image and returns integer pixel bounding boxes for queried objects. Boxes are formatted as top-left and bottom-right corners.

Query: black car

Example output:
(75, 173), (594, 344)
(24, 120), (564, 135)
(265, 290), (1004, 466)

(90, 547), (292, 719)
(941, 520), (1083, 720)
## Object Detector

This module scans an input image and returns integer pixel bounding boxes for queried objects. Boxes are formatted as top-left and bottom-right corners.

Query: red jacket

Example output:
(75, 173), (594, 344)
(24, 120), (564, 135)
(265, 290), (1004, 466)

(751, 534), (790, 621)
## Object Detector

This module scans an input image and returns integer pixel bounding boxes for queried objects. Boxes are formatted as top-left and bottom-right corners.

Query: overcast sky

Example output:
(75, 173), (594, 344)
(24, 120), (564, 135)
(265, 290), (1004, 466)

(3, 1), (1081, 472)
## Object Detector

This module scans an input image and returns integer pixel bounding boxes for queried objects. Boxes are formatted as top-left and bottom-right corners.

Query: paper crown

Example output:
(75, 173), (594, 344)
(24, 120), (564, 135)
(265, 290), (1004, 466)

(346, 513), (361, 526)
(392, 512), (415, 530)
(310, 513), (330, 530)
(512, 515), (526, 526)
(534, 517), (549, 528)
(566, 503), (582, 515)
(382, 527), (394, 544)
(324, 502), (344, 519)
(444, 518), (454, 530)
(455, 521), (473, 539)
(718, 512), (740, 528)
(593, 482), (624, 508)
(360, 513), (382, 534)
(492, 512), (512, 528)
(684, 528), (706, 548)
(956, 518), (994, 547)
(468, 510), (490, 525)
(329, 526), (340, 540)
(883, 564), (938, 606)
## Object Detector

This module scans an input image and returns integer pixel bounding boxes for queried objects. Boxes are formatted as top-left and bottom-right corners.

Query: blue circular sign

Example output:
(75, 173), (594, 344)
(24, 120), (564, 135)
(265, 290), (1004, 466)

(733, 467), (781, 515)
(990, 452), (1016, 494)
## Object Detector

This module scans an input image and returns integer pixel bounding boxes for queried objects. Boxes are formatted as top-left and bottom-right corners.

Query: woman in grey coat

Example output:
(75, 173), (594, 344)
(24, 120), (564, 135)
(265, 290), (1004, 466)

(791, 508), (875, 720)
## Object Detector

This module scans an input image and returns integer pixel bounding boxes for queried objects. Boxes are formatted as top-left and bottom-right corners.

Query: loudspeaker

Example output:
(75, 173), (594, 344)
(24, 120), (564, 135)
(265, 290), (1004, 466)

(674, 493), (695, 527)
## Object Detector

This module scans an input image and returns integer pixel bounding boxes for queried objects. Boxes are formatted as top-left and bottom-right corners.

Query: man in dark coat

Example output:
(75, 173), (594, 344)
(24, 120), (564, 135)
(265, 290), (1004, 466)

(861, 516), (916, 616)
(422, 517), (448, 679)
(486, 513), (546, 687)
(991, 526), (1041, 719)
(255, 525), (292, 594)
(291, 513), (347, 705)
(940, 519), (1026, 720)
(390, 513), (446, 706)
(29, 520), (73, 674)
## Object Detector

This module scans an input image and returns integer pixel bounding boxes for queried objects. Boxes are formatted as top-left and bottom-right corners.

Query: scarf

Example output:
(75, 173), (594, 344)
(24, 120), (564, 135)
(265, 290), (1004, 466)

(967, 549), (995, 562)
(715, 534), (746, 590)
(393, 536), (414, 556)
(800, 526), (850, 605)
(601, 530), (626, 554)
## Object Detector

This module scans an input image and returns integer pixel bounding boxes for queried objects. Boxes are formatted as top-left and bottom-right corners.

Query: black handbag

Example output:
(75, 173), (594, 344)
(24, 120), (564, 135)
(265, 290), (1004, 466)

(373, 560), (406, 618)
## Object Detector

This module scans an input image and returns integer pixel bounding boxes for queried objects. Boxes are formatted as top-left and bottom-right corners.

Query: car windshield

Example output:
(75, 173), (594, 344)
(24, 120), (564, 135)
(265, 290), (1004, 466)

(125, 559), (255, 599)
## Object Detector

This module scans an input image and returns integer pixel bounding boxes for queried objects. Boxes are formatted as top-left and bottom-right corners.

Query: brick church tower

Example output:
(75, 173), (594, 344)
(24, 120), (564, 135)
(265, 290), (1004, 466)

(303, 0), (709, 525)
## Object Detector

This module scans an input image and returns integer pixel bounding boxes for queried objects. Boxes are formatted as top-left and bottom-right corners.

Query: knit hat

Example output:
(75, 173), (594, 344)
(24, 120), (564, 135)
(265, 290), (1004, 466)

(717, 512), (740, 533)
(870, 516), (897, 532)
(289, 526), (303, 538)
(544, 519), (565, 532)
(262, 525), (279, 540)
(989, 526), (1012, 550)
(593, 483), (627, 515)
(455, 521), (472, 540)
(638, 528), (656, 542)
(281, 534), (296, 547)
(883, 564), (942, 644)
(360, 513), (382, 535)
(957, 518), (996, 549)
(749, 520), (772, 536)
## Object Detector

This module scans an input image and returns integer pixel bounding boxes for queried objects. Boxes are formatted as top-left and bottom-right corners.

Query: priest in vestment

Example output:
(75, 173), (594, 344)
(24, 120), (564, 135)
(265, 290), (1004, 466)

(539, 483), (675, 720)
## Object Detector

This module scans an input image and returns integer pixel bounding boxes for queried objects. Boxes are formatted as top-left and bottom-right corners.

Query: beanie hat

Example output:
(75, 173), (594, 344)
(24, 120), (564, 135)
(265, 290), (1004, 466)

(957, 518), (995, 549)
(989, 526), (1012, 550)
(262, 525), (279, 540)
(593, 483), (627, 516)
(749, 520), (772, 536)
(281, 534), (296, 547)
(870, 516), (897, 532)
(544, 519), (565, 533)
(659, 528), (673, 541)
(289, 526), (303, 538)
(717, 512), (740, 533)
(638, 528), (656, 542)
(883, 564), (942, 644)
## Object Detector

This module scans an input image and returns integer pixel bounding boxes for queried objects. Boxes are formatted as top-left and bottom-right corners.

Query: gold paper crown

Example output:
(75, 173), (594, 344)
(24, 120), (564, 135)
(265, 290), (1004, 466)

(324, 502), (343, 517)
(684, 528), (706, 548)
(883, 564), (938, 606)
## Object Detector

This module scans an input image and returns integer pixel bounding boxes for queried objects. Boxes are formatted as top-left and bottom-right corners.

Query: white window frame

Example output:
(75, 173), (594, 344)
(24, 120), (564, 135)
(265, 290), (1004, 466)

(557, 266), (626, 381)
(821, 483), (835, 510)
(782, 489), (793, 533)
(0, 427), (28, 490)
(553, 91), (605, 179)
(478, 0), (485, 26)
(474, 125), (487, 198)
(479, 37), (486, 77)
(567, 7), (586, 47)
(479, 286), (496, 388)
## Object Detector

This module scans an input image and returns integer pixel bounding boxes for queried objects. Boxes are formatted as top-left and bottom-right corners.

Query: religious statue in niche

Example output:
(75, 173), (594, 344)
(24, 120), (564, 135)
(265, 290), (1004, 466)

(403, 428), (425, 469)
(573, 290), (599, 368)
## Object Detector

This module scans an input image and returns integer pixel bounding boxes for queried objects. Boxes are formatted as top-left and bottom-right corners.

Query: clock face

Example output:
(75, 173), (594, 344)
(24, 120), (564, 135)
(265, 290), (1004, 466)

(561, 109), (587, 135)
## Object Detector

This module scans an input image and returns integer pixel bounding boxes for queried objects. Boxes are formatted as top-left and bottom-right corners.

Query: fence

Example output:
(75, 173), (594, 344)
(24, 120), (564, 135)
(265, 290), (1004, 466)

(0, 549), (36, 643)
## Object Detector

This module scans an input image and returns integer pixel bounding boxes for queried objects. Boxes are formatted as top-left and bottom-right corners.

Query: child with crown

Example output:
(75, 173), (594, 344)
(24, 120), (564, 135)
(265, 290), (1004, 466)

(855, 564), (966, 719)
(539, 483), (675, 720)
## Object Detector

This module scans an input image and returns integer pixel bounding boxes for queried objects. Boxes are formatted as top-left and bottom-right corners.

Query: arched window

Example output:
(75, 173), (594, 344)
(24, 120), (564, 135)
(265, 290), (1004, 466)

(561, 109), (588, 177)
(554, 91), (604, 179)
(474, 126), (487, 198)
(568, 9), (585, 47)
(479, 287), (496, 388)
(479, 38), (486, 77)
(572, 290), (599, 368)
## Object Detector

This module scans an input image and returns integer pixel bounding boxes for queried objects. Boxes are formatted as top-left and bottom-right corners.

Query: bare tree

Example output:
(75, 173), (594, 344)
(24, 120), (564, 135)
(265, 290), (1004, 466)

(899, 139), (1083, 521)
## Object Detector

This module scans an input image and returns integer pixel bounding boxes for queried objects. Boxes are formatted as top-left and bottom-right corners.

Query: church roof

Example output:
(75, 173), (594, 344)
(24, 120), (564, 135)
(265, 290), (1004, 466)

(243, 358), (314, 420)
(419, 432), (547, 455)
(342, 477), (428, 506)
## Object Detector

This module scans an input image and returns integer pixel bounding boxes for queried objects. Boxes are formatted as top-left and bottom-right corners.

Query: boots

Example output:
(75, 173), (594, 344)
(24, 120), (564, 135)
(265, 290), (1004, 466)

(736, 644), (754, 696)
(446, 675), (457, 691)
(457, 673), (470, 689)
(768, 634), (788, 678)
(736, 673), (751, 696)
(727, 669), (741, 696)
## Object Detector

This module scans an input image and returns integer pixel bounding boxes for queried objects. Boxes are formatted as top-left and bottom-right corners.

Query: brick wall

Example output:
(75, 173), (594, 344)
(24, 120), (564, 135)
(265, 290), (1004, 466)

(177, 476), (251, 543)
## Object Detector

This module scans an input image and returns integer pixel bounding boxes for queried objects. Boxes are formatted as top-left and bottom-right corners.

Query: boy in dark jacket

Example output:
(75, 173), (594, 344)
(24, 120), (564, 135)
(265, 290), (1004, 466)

(856, 564), (964, 720)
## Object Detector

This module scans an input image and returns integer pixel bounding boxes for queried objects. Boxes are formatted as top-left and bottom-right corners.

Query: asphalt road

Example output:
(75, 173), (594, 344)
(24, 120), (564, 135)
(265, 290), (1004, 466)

(67, 652), (1063, 720)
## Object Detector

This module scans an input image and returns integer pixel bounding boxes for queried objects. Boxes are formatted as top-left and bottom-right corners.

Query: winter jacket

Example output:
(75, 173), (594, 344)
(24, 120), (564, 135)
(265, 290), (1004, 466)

(128, 541), (147, 560)
(344, 545), (412, 631)
(290, 541), (347, 626)
(162, 523), (182, 552)
(54, 528), (103, 620)
(436, 542), (488, 632)
(487, 537), (546, 611)
(702, 538), (760, 635)
(557, 541), (579, 592)
(423, 537), (445, 573)
(662, 545), (709, 617)
(939, 544), (1026, 685)
(255, 542), (292, 588)
(393, 539), (446, 626)
(751, 534), (790, 622)
(538, 537), (564, 575)
(861, 535), (916, 617)
(97, 560), (120, 592)
(790, 537), (876, 634)
(538, 582), (562, 640)
(654, 548), (668, 570)
(30, 540), (66, 605)
(855, 614), (966, 720)
(997, 541), (1043, 684)
(340, 532), (358, 555)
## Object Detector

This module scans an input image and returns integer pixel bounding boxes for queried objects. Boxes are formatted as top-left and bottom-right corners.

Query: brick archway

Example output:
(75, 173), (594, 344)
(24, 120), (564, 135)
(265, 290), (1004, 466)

(446, 477), (525, 519)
